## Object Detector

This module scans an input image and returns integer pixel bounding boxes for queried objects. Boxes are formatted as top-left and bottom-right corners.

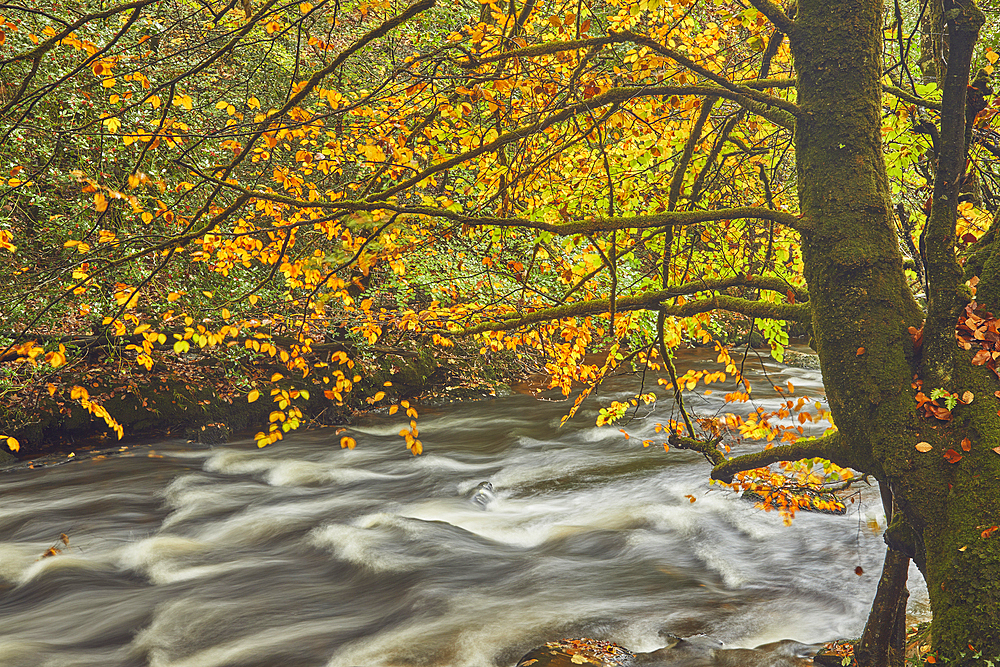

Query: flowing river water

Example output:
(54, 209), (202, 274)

(0, 347), (928, 667)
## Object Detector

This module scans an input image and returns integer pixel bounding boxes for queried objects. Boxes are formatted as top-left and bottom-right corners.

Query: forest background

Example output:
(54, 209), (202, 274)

(2, 0), (1000, 663)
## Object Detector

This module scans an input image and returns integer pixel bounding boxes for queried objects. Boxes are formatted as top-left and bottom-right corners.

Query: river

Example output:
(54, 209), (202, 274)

(0, 347), (927, 666)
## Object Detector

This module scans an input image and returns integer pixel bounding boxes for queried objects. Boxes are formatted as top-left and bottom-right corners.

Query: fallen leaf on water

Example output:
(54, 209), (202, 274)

(915, 442), (933, 452)
(855, 566), (864, 575)
(684, 494), (696, 503)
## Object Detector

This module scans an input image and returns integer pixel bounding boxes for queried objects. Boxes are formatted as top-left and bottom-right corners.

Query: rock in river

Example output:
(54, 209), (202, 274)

(515, 635), (825, 667)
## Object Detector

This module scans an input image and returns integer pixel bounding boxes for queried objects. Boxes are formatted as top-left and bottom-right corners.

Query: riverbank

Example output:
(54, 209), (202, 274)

(0, 337), (529, 461)
(1, 339), (826, 463)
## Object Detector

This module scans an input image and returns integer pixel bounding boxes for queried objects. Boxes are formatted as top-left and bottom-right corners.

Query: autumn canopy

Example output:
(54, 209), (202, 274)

(2, 0), (1000, 661)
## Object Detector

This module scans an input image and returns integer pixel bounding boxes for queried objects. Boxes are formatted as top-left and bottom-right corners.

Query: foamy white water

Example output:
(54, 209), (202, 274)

(0, 347), (927, 666)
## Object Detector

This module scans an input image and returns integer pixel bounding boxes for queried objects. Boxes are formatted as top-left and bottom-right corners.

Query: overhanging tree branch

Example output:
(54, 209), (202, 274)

(454, 287), (810, 336)
(669, 434), (725, 466)
(375, 84), (793, 201)
(614, 31), (800, 118)
(709, 431), (858, 483)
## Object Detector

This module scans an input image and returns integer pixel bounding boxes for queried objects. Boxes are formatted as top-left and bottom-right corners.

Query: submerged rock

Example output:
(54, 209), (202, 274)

(782, 349), (821, 370)
(516, 636), (824, 667)
(468, 481), (496, 509)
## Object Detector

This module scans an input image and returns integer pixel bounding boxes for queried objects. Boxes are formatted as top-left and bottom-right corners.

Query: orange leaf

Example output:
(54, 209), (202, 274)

(854, 566), (863, 575)
(961, 438), (972, 452)
(915, 442), (933, 452)
(962, 391), (974, 404)
(943, 449), (963, 463)
(972, 349), (991, 365)
(856, 347), (865, 356)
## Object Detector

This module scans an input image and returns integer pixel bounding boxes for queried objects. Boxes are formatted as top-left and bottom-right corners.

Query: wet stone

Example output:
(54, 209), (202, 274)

(516, 636), (825, 667)
(516, 638), (635, 666)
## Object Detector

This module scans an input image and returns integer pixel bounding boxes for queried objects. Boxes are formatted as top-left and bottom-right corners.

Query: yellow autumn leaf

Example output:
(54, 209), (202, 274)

(247, 96), (261, 109)
(270, 372), (283, 382)
(45, 350), (67, 368)
(173, 340), (190, 353)
(340, 436), (356, 449)
(4, 436), (19, 452)
(248, 389), (260, 403)
(915, 442), (933, 452)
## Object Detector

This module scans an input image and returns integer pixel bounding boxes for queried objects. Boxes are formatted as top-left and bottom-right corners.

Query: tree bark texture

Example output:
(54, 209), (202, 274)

(789, 0), (1000, 661)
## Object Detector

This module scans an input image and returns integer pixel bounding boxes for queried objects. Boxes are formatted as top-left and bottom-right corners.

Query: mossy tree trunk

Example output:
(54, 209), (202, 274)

(785, 0), (1000, 662)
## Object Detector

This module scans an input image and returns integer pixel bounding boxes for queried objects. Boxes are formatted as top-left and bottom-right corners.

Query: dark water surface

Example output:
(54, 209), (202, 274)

(0, 348), (926, 666)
